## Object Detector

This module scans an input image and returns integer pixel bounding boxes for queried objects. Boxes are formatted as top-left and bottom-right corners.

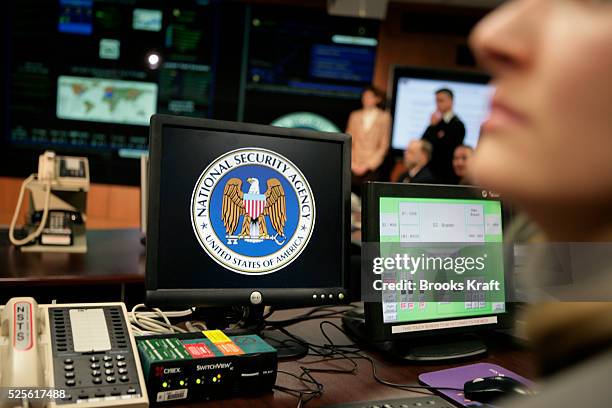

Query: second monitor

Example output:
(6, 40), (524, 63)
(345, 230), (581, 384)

(348, 182), (514, 361)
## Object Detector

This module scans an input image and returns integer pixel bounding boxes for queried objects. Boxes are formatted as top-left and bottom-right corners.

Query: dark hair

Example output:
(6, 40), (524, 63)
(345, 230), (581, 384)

(363, 85), (386, 109)
(435, 88), (454, 99)
(363, 85), (384, 99)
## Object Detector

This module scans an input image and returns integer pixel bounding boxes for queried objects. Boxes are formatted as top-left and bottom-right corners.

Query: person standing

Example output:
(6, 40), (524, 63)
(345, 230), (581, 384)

(422, 88), (465, 184)
(347, 86), (391, 194)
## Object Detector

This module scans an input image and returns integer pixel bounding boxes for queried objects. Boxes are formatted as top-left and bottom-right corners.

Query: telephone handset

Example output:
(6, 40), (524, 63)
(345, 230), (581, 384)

(0, 298), (45, 391)
(0, 298), (148, 408)
(37, 151), (57, 183)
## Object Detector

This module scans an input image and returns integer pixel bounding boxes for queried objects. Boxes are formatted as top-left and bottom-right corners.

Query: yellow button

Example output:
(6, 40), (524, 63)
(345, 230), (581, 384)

(203, 330), (231, 344)
(162, 382), (168, 388)
(179, 380), (185, 386)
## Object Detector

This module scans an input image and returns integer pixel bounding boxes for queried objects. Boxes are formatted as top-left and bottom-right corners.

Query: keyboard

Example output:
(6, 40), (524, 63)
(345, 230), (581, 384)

(322, 395), (455, 408)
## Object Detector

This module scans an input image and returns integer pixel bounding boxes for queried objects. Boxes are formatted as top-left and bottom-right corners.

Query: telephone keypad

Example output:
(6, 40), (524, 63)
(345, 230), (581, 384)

(49, 306), (145, 405)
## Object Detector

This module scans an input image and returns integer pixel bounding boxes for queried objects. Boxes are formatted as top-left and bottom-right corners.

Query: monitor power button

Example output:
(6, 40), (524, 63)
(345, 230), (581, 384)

(250, 291), (263, 305)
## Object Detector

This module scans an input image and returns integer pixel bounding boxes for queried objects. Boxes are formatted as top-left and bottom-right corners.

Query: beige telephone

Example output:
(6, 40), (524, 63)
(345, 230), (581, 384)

(0, 298), (148, 408)
(9, 151), (90, 252)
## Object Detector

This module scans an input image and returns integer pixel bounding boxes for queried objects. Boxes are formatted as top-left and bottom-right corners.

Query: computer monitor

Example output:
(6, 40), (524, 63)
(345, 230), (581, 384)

(390, 67), (492, 152)
(145, 114), (351, 309)
(352, 182), (514, 361)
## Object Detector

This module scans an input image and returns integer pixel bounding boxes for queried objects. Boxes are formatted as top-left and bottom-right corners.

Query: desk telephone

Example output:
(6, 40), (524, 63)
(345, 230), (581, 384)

(8, 151), (89, 252)
(0, 297), (148, 408)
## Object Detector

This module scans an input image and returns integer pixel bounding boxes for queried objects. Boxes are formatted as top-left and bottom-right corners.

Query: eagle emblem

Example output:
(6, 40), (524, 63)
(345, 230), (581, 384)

(221, 177), (287, 245)
(191, 147), (315, 274)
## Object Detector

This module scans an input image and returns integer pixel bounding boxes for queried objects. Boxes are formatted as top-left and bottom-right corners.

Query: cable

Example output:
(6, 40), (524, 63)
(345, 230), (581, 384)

(128, 304), (194, 336)
(130, 304), (194, 318)
(272, 319), (464, 407)
(318, 321), (463, 392)
(265, 304), (358, 328)
(185, 321), (208, 332)
(8, 174), (52, 246)
(229, 305), (251, 329)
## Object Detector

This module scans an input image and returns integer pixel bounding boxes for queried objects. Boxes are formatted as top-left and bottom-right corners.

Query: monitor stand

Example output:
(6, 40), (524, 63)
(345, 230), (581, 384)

(342, 312), (487, 362)
(257, 328), (309, 360)
(193, 305), (308, 360)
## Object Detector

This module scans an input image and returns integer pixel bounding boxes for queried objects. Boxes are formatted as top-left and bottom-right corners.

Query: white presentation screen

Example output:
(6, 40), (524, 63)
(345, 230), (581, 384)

(391, 77), (494, 150)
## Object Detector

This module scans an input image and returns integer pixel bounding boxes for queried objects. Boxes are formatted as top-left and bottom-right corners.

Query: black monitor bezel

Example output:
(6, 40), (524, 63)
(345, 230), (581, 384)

(389, 66), (490, 155)
(361, 182), (515, 342)
(146, 114), (352, 308)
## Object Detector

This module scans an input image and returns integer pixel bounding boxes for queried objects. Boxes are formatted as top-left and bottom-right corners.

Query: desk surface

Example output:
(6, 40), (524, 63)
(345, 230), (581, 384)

(175, 309), (535, 408)
(0, 228), (145, 284)
(0, 228), (535, 407)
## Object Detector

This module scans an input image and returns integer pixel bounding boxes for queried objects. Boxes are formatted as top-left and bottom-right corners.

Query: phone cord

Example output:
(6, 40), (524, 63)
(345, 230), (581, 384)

(8, 174), (52, 246)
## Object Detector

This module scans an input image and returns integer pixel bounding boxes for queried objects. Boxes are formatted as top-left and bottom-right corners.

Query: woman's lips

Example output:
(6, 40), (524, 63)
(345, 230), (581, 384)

(483, 98), (529, 132)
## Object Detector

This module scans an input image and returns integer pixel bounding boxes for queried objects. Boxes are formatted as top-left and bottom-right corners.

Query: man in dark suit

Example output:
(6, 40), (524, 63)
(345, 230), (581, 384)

(421, 88), (465, 184)
(398, 139), (437, 184)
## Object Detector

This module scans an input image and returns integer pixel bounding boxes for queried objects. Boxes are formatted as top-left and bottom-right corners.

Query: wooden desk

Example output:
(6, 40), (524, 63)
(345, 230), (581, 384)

(0, 229), (535, 407)
(173, 309), (535, 408)
(0, 228), (145, 305)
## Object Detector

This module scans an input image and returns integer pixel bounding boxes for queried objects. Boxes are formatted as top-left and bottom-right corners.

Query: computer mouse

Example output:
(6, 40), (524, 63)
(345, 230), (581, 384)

(464, 375), (533, 403)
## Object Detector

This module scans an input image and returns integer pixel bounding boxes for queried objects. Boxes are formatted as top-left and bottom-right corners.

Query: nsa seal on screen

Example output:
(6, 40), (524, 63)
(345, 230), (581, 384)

(190, 147), (316, 275)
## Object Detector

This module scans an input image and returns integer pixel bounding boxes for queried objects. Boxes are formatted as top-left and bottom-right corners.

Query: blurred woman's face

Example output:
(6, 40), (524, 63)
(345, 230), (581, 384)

(361, 90), (380, 109)
(469, 0), (612, 207)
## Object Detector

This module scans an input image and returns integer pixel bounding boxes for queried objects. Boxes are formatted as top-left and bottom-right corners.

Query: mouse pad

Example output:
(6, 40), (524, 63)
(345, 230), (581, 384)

(418, 363), (534, 407)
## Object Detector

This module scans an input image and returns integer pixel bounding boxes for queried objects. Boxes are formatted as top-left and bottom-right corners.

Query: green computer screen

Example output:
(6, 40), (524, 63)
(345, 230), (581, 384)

(379, 197), (506, 325)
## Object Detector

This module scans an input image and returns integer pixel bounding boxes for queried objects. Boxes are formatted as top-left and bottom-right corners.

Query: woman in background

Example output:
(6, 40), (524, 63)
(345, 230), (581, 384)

(469, 0), (612, 403)
(347, 86), (391, 194)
